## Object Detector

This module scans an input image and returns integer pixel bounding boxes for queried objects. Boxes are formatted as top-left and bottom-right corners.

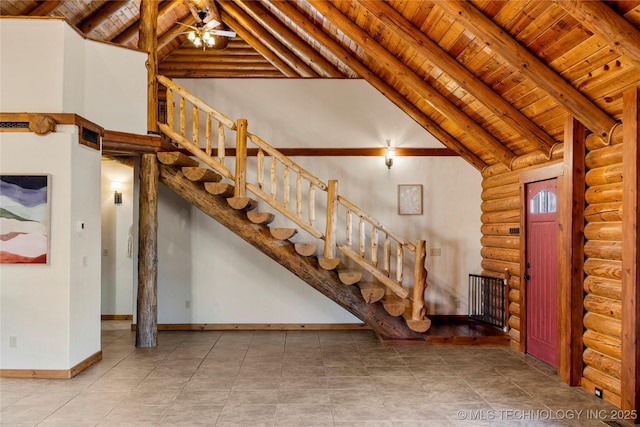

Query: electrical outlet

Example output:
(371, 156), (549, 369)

(594, 387), (603, 398)
(9, 336), (17, 348)
(185, 300), (191, 309)
(429, 248), (441, 256)
(82, 256), (88, 267)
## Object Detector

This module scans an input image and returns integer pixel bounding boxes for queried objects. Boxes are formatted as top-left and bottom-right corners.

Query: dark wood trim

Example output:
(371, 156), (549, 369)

(101, 314), (133, 320)
(102, 129), (174, 154)
(559, 116), (586, 386)
(519, 162), (565, 354)
(621, 87), (640, 415)
(0, 351), (102, 379)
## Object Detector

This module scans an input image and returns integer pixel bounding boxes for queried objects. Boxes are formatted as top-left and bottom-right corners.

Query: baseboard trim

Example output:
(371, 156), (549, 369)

(101, 314), (133, 320)
(0, 350), (102, 379)
(130, 323), (370, 331)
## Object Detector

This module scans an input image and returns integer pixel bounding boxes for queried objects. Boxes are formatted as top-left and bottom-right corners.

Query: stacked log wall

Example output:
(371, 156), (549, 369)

(480, 146), (564, 346)
(582, 127), (624, 403)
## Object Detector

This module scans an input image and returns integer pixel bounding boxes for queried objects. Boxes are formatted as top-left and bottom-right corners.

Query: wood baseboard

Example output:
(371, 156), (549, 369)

(101, 314), (133, 320)
(130, 323), (370, 331)
(0, 350), (102, 379)
(581, 376), (621, 409)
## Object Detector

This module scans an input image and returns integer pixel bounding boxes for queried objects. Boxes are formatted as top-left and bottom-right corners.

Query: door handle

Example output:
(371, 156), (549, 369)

(524, 273), (531, 280)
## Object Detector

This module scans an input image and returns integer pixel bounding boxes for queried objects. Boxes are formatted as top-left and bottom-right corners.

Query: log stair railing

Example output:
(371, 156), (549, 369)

(156, 75), (431, 334)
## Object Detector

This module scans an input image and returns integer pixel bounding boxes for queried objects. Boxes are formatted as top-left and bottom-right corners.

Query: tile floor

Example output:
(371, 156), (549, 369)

(0, 321), (630, 426)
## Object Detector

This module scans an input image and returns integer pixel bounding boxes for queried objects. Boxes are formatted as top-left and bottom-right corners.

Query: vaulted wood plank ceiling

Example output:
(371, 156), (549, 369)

(2, 0), (639, 170)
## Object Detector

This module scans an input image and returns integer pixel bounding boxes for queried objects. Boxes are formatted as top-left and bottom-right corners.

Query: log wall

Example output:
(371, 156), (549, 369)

(480, 125), (625, 407)
(582, 126), (624, 403)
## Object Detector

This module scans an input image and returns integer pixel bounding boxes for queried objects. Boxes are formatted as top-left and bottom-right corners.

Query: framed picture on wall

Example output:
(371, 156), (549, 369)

(0, 175), (50, 264)
(398, 184), (423, 215)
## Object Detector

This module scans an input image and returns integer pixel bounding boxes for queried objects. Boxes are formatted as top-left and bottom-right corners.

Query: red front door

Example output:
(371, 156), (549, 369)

(526, 178), (559, 367)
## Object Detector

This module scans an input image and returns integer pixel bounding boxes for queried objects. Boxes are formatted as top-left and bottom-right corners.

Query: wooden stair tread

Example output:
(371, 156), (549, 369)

(318, 257), (340, 270)
(338, 269), (362, 285)
(382, 294), (408, 316)
(247, 212), (276, 225)
(182, 167), (222, 182)
(227, 196), (258, 211)
(357, 281), (385, 303)
(204, 182), (235, 197)
(157, 151), (198, 167)
(294, 242), (317, 257)
(271, 228), (297, 240)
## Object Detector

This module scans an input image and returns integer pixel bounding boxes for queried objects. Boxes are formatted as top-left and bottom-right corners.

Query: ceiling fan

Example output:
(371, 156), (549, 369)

(179, 8), (236, 49)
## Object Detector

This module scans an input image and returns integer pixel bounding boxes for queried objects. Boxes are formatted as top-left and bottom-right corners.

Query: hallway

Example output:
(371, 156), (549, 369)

(0, 321), (627, 426)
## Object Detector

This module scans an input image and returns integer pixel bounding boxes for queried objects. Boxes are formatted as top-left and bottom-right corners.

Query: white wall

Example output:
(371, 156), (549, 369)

(153, 79), (483, 324)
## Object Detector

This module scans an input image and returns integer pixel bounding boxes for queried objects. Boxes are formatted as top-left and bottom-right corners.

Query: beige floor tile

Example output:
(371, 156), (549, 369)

(159, 403), (223, 425)
(216, 403), (277, 424)
(275, 404), (333, 424)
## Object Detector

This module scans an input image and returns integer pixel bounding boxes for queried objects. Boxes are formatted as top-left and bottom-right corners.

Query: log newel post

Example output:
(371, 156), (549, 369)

(503, 268), (511, 332)
(139, 0), (158, 134)
(234, 118), (248, 198)
(621, 87), (640, 416)
(136, 153), (159, 348)
(324, 179), (338, 260)
(411, 240), (427, 320)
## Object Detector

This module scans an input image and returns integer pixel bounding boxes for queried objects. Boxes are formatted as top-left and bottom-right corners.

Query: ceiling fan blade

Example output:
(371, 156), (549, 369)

(203, 19), (221, 30)
(211, 30), (236, 38)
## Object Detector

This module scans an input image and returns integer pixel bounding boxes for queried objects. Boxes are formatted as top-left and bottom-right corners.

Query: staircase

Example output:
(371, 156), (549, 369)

(156, 75), (431, 341)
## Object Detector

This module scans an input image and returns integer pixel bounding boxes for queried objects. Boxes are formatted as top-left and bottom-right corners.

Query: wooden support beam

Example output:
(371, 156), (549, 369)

(139, 0), (158, 134)
(621, 87), (640, 416)
(307, 0), (515, 167)
(357, 0), (556, 155)
(234, 0), (343, 78)
(558, 116), (586, 386)
(158, 164), (425, 341)
(554, 0), (640, 72)
(112, 0), (183, 45)
(78, 1), (129, 36)
(136, 154), (159, 348)
(267, 0), (486, 171)
(217, 1), (316, 77)
(28, 0), (63, 16)
(438, 0), (617, 141)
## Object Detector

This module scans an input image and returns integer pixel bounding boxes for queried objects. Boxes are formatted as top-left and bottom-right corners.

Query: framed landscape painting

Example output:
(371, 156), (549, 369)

(0, 175), (50, 264)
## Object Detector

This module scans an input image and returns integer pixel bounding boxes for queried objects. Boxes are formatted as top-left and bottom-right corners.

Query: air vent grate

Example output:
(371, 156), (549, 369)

(81, 127), (99, 144)
(509, 227), (520, 235)
(0, 121), (29, 129)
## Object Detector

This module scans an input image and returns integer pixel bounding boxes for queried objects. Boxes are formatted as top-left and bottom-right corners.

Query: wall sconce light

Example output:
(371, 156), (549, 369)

(111, 181), (123, 205)
(385, 140), (395, 169)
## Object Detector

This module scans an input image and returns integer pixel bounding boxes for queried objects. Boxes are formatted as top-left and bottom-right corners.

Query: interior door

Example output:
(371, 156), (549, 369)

(525, 178), (559, 367)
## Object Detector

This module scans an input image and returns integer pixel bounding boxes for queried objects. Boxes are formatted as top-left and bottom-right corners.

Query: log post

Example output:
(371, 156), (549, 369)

(234, 119), (248, 198)
(559, 116), (586, 386)
(323, 180), (338, 260)
(412, 240), (427, 320)
(138, 0), (158, 134)
(136, 153), (159, 347)
(621, 87), (640, 415)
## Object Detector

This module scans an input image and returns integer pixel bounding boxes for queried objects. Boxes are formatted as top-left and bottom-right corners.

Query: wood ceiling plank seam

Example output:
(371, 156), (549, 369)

(491, 0), (528, 27)
(406, 1), (435, 27)
(491, 70), (527, 97)
(624, 7), (640, 26)
(310, 0), (516, 165)
(514, 3), (568, 48)
(218, 0), (317, 77)
(440, 0), (617, 140)
(510, 87), (553, 111)
(502, 0), (552, 35)
(539, 26), (593, 65)
(453, 36), (486, 68)
(234, 0), (342, 77)
(428, 10), (457, 46)
(477, 0), (509, 18)
(447, 28), (475, 58)
(556, 47), (619, 83)
(582, 68), (640, 106)
(0, 0), (29, 15)
(112, 0), (181, 44)
(573, 57), (632, 92)
(25, 0), (62, 16)
(78, 0), (129, 36)
(526, 14), (581, 56)
(555, 0), (640, 72)
(483, 63), (518, 92)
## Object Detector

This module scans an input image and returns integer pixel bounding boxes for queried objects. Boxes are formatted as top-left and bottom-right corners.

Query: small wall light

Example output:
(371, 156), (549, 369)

(385, 140), (395, 169)
(111, 181), (123, 205)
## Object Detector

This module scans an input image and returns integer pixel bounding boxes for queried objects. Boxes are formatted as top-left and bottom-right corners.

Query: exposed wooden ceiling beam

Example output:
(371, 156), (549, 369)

(266, 0), (486, 171)
(157, 14), (196, 59)
(554, 0), (640, 71)
(265, 0), (357, 77)
(217, 0), (318, 78)
(438, 0), (617, 141)
(357, 0), (556, 155)
(235, 0), (343, 78)
(28, 0), (63, 16)
(112, 0), (183, 46)
(308, 0), (515, 167)
(78, 1), (129, 36)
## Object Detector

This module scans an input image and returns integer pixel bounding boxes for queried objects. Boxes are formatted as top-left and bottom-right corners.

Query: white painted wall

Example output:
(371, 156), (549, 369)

(100, 161), (135, 316)
(152, 79), (483, 324)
